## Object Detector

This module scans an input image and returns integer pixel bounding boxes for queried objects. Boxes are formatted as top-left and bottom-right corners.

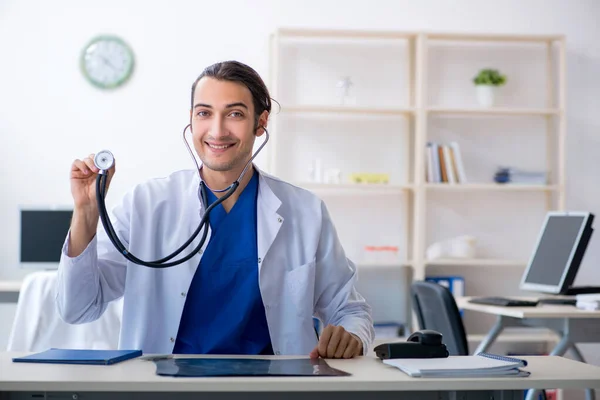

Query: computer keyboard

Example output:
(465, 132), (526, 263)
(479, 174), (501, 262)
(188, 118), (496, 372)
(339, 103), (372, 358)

(537, 298), (577, 306)
(468, 297), (539, 307)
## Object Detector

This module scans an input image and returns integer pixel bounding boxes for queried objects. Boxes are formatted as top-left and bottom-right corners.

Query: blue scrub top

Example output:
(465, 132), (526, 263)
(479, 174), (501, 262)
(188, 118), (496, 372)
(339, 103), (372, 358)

(173, 171), (273, 354)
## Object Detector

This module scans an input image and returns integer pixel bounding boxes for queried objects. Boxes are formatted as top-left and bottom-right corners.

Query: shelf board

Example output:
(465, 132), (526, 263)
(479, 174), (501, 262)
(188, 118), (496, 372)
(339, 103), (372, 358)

(275, 29), (563, 43)
(357, 261), (413, 269)
(427, 107), (561, 116)
(425, 184), (558, 192)
(426, 32), (564, 43)
(281, 105), (415, 116)
(279, 107), (559, 119)
(297, 182), (414, 195)
(277, 28), (417, 40)
(426, 258), (528, 267)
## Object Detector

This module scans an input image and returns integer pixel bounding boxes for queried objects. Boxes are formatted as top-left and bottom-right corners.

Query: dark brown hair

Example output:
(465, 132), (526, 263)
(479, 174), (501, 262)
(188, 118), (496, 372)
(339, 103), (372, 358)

(191, 61), (272, 127)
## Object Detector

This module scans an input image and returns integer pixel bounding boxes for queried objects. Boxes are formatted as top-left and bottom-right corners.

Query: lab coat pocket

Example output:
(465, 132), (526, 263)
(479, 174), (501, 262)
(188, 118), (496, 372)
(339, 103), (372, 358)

(284, 259), (316, 318)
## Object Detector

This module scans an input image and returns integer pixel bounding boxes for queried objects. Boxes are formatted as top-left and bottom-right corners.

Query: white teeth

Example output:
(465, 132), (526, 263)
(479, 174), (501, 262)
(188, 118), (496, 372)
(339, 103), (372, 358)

(208, 143), (231, 149)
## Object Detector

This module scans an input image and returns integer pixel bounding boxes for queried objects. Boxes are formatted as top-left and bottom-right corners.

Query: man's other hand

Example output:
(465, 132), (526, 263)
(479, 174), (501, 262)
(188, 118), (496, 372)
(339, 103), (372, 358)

(309, 324), (362, 359)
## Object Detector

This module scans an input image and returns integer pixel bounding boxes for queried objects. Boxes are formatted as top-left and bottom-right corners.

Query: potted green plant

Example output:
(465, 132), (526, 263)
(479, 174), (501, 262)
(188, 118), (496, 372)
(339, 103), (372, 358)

(473, 68), (507, 107)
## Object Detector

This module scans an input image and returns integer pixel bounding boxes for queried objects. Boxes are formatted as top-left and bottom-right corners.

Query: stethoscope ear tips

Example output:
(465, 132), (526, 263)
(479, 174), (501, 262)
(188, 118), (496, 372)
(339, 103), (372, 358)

(94, 150), (115, 172)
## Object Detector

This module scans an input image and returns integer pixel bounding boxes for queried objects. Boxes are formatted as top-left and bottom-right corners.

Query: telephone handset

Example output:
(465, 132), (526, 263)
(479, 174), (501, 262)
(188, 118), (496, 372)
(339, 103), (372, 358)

(374, 329), (449, 359)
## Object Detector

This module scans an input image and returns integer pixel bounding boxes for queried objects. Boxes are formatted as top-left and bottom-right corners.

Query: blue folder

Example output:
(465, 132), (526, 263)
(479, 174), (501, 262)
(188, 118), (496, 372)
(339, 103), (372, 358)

(12, 349), (142, 365)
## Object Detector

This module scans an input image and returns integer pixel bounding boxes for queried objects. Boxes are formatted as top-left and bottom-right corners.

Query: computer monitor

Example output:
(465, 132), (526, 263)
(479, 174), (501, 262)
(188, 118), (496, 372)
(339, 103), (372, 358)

(520, 211), (594, 295)
(19, 207), (73, 269)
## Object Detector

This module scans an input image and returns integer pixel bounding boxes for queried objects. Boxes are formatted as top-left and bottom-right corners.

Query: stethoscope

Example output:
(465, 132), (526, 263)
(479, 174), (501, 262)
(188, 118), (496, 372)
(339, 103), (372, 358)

(93, 124), (269, 268)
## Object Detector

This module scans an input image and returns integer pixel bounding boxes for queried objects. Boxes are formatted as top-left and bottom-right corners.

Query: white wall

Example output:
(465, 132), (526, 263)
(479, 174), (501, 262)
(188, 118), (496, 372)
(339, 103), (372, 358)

(1, 0), (599, 368)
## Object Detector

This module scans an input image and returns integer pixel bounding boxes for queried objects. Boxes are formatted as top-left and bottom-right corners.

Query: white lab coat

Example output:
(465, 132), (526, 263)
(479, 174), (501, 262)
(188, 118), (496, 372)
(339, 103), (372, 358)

(56, 167), (374, 355)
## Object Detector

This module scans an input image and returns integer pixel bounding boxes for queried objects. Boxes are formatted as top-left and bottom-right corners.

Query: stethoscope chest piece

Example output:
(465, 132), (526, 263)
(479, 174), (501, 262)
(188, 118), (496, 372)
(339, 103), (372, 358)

(94, 150), (115, 173)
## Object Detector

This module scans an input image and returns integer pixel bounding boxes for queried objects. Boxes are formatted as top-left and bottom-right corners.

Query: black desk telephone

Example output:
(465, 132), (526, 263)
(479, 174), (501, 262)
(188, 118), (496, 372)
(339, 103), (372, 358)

(374, 330), (449, 359)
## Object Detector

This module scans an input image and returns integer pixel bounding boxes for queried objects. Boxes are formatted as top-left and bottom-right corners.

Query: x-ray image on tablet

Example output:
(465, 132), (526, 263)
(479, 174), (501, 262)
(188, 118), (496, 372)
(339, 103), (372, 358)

(154, 358), (350, 377)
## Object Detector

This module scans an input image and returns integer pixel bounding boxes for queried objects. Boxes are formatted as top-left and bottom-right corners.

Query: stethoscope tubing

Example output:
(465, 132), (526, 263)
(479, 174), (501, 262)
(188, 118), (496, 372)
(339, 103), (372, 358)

(94, 126), (268, 268)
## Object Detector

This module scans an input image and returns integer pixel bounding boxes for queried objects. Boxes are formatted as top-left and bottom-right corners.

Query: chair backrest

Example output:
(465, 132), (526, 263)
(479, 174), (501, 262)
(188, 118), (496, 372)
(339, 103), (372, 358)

(7, 270), (123, 351)
(411, 280), (469, 356)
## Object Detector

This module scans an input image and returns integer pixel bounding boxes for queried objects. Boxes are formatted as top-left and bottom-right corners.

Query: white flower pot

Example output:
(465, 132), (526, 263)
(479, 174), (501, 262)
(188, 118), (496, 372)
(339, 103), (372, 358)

(476, 85), (497, 107)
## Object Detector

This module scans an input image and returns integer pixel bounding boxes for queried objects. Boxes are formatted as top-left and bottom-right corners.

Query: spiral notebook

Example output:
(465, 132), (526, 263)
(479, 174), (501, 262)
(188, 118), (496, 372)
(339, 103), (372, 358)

(383, 352), (530, 378)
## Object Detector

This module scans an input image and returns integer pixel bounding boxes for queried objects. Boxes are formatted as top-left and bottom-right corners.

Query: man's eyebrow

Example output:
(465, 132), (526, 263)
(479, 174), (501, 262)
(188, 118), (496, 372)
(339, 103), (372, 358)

(193, 103), (212, 109)
(225, 102), (248, 109)
(193, 102), (249, 110)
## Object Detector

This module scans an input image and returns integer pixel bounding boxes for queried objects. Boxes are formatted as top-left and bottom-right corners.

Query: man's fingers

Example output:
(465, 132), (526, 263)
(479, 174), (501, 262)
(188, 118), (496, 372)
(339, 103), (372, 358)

(84, 155), (99, 173)
(326, 326), (345, 358)
(317, 325), (333, 357)
(309, 347), (319, 359)
(71, 159), (91, 176)
(334, 332), (351, 358)
(343, 338), (360, 359)
(317, 325), (363, 359)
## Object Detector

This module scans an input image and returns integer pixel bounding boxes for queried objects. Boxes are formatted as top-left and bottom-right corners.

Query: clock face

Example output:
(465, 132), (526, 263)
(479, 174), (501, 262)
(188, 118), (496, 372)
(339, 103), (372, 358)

(80, 35), (134, 89)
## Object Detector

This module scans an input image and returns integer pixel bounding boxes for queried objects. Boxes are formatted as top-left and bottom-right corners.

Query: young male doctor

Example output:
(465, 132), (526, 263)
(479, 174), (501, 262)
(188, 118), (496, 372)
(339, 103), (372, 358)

(57, 60), (374, 359)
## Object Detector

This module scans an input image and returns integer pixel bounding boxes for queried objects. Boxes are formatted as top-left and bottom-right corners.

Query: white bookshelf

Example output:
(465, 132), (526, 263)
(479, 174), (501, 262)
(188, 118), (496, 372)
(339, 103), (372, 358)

(268, 28), (566, 340)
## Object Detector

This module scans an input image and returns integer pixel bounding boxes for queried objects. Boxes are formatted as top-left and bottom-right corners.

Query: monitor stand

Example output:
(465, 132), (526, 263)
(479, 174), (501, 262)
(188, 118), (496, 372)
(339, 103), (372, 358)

(564, 286), (600, 295)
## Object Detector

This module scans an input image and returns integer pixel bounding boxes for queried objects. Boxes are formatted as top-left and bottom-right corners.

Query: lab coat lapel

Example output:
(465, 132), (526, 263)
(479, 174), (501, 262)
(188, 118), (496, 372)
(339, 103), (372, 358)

(256, 170), (283, 273)
(189, 172), (210, 275)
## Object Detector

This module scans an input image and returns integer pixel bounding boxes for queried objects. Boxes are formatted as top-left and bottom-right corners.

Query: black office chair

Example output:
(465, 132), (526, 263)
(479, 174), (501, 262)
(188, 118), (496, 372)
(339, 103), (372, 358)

(411, 280), (469, 356)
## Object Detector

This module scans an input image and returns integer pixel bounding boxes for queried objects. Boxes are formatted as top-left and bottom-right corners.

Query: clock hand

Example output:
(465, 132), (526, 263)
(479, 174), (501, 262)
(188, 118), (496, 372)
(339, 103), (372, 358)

(99, 55), (118, 71)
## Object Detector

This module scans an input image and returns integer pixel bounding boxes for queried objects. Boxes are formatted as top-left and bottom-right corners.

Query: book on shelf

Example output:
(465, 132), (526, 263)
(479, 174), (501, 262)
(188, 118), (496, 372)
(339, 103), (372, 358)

(442, 145), (456, 184)
(426, 142), (467, 184)
(494, 167), (547, 185)
(425, 275), (465, 298)
(438, 145), (448, 183)
(426, 275), (465, 316)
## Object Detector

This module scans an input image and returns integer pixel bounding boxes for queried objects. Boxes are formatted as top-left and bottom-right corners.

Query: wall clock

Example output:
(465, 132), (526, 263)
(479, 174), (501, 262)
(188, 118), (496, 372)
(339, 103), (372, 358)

(80, 35), (135, 89)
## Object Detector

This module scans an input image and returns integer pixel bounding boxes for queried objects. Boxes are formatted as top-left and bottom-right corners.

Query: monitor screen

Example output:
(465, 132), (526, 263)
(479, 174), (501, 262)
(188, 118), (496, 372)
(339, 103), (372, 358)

(521, 212), (592, 293)
(20, 209), (73, 268)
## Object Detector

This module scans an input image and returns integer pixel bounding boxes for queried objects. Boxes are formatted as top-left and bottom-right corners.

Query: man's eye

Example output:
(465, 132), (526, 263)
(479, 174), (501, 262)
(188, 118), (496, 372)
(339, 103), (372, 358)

(229, 111), (243, 118)
(196, 111), (210, 117)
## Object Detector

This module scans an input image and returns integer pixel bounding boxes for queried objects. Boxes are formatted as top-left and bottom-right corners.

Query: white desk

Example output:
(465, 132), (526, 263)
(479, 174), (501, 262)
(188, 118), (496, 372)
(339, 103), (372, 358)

(1, 353), (600, 400)
(457, 296), (600, 400)
(0, 281), (20, 303)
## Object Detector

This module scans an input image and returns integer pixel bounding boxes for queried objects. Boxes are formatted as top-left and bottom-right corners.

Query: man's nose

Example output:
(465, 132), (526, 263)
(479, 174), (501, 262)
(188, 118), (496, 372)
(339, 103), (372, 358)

(209, 117), (227, 138)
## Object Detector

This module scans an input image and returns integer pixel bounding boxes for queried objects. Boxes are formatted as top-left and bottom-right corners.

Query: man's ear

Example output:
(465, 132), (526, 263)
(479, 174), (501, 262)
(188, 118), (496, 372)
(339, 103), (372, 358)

(255, 111), (269, 136)
(189, 109), (193, 132)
